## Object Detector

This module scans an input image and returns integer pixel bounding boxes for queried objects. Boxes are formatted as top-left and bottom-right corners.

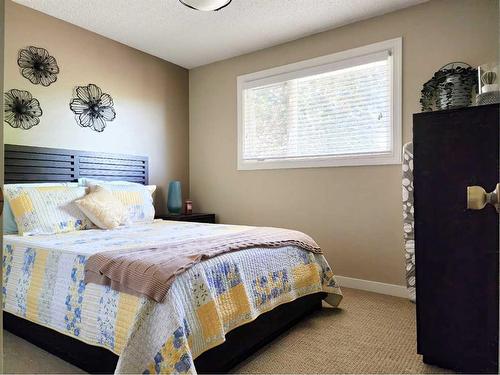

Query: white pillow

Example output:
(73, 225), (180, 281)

(78, 178), (156, 197)
(145, 185), (156, 194)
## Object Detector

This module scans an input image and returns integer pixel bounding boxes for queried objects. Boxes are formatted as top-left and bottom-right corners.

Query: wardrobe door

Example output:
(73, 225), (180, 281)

(413, 104), (499, 374)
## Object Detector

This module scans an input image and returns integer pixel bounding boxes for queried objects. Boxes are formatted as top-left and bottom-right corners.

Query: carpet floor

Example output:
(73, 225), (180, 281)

(3, 288), (451, 374)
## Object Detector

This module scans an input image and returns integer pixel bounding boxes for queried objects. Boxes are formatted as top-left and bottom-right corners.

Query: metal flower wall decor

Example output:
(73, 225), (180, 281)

(4, 89), (43, 130)
(69, 84), (116, 132)
(18, 46), (59, 86)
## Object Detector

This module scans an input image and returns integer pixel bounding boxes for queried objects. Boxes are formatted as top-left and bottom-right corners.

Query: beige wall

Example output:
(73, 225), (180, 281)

(189, 0), (499, 285)
(4, 1), (189, 214)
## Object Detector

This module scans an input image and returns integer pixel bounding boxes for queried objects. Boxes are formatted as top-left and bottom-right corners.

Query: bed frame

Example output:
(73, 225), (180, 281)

(4, 144), (148, 184)
(3, 144), (325, 374)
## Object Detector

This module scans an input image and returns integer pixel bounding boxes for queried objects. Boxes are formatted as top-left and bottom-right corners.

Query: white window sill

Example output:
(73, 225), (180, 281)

(237, 152), (402, 170)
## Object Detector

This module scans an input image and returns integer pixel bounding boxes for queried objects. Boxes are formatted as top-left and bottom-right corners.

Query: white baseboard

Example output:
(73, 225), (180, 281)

(335, 275), (409, 299)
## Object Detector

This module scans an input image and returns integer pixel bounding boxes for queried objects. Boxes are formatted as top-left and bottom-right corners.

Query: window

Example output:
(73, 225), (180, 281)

(237, 38), (402, 170)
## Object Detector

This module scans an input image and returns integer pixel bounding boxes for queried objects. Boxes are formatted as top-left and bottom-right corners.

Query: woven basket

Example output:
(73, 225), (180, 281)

(435, 74), (474, 110)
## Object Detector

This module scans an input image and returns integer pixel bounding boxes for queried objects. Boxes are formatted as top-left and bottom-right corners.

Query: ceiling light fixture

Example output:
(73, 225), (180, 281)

(179, 0), (232, 11)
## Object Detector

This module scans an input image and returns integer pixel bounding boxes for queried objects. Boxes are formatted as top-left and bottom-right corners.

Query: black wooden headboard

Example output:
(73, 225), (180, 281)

(4, 144), (149, 185)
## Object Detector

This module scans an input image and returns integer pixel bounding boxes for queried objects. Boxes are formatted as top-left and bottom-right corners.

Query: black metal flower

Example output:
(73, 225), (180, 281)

(18, 46), (59, 86)
(69, 84), (116, 132)
(4, 89), (43, 130)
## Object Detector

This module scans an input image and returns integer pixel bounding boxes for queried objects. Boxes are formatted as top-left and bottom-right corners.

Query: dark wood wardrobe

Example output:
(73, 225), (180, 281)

(413, 104), (499, 374)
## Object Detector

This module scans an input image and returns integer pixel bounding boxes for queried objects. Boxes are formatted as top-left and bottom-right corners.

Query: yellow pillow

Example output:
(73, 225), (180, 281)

(75, 185), (128, 229)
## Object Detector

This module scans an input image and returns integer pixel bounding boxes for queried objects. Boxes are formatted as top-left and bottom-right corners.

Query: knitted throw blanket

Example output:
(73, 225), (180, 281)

(84, 226), (321, 302)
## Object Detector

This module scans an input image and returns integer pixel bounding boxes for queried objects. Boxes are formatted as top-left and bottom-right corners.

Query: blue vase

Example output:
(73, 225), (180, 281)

(167, 181), (183, 214)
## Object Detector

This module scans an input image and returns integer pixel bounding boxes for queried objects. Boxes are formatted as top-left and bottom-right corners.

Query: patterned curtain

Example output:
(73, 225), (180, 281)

(402, 142), (415, 302)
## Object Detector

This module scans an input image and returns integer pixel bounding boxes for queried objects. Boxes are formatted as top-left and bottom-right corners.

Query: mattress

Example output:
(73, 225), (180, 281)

(3, 220), (342, 374)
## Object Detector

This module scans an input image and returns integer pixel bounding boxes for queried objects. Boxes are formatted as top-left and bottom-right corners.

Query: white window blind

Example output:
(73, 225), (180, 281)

(237, 38), (402, 170)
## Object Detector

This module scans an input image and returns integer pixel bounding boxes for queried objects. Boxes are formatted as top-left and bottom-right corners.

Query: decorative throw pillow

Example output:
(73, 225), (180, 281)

(4, 185), (94, 236)
(86, 183), (155, 223)
(75, 185), (128, 229)
(3, 182), (79, 234)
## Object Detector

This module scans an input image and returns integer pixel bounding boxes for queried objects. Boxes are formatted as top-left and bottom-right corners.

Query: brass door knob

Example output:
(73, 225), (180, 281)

(467, 183), (500, 213)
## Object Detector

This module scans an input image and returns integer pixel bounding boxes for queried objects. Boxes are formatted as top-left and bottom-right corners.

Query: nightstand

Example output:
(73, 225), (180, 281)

(156, 213), (216, 224)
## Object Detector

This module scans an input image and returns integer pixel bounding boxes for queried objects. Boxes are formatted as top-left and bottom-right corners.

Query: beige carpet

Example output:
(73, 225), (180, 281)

(3, 288), (451, 374)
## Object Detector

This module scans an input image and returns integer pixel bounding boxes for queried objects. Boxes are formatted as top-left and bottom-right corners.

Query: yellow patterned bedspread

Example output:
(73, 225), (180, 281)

(3, 220), (342, 374)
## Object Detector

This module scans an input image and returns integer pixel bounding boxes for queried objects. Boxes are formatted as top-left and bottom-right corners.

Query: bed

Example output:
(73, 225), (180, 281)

(2, 144), (343, 374)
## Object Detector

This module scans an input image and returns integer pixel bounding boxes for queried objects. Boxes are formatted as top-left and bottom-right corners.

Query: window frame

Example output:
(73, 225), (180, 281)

(236, 37), (402, 171)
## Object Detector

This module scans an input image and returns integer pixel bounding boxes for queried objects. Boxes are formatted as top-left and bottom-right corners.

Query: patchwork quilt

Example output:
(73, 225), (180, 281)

(3, 220), (342, 374)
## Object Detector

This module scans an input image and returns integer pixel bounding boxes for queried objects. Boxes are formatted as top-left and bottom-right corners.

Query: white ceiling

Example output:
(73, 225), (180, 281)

(14, 0), (427, 69)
